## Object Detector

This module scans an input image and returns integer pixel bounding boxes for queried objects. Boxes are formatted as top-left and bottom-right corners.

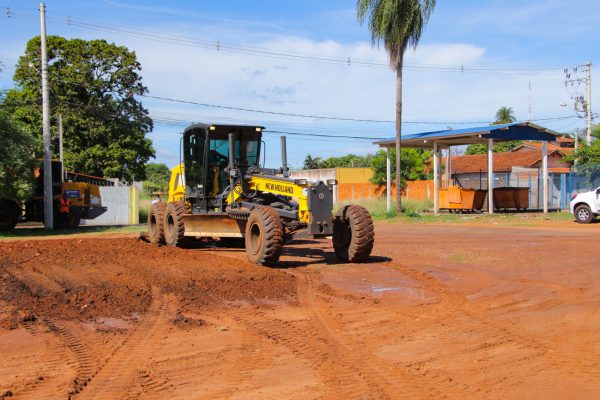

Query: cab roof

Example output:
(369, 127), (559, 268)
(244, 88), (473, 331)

(183, 123), (265, 134)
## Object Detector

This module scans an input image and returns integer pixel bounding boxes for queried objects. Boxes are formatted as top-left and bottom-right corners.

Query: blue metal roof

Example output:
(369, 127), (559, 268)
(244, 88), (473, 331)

(374, 122), (560, 148)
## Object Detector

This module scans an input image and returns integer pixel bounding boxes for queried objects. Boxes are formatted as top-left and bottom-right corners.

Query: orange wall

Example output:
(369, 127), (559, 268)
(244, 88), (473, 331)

(336, 179), (436, 202)
(336, 168), (379, 202)
(403, 180), (434, 201)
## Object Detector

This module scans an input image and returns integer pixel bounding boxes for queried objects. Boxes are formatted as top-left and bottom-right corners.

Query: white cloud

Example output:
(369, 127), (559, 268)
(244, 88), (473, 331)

(120, 28), (578, 167)
(2, 18), (583, 168)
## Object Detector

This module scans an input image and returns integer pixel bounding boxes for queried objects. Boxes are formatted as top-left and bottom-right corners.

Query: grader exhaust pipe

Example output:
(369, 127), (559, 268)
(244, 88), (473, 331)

(281, 135), (289, 178)
(228, 132), (236, 190)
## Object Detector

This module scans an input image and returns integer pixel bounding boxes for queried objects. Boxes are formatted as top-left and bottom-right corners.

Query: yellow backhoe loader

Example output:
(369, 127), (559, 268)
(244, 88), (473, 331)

(0, 160), (108, 230)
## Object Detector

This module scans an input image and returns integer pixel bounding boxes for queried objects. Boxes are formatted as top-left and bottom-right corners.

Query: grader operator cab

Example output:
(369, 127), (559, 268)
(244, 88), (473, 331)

(148, 123), (374, 266)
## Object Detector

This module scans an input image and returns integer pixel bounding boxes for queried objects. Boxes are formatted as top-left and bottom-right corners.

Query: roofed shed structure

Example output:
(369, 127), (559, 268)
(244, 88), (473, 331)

(374, 122), (561, 214)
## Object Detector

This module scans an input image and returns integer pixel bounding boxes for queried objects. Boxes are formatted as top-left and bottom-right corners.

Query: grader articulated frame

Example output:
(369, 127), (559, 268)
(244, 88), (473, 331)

(148, 123), (374, 266)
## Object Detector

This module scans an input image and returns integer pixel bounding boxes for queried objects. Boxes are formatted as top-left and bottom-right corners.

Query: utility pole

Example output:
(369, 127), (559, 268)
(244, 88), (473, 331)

(58, 114), (64, 181)
(586, 61), (592, 144)
(40, 2), (53, 229)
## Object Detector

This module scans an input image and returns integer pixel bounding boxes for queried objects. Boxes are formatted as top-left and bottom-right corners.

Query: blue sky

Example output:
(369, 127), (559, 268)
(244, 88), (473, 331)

(1, 0), (599, 169)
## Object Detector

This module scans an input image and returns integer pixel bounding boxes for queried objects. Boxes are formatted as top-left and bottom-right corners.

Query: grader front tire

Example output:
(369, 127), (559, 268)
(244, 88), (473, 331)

(164, 201), (188, 247)
(147, 202), (167, 245)
(245, 207), (284, 266)
(333, 205), (375, 263)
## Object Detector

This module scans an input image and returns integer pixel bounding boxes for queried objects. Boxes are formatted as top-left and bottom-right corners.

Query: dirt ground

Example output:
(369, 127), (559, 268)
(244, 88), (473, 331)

(1, 220), (599, 399)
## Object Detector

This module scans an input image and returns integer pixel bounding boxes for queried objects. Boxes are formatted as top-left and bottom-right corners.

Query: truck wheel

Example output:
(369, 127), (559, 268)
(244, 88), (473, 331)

(245, 206), (284, 266)
(148, 202), (167, 245)
(0, 200), (20, 231)
(333, 205), (375, 263)
(67, 207), (81, 228)
(164, 201), (187, 247)
(575, 204), (594, 224)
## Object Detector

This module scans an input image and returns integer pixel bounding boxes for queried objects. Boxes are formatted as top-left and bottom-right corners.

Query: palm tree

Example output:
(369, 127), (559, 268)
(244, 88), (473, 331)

(494, 106), (517, 125)
(357, 0), (436, 212)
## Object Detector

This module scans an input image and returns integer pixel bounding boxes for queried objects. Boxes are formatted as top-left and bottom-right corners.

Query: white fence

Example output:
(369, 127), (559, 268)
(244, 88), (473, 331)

(81, 186), (139, 226)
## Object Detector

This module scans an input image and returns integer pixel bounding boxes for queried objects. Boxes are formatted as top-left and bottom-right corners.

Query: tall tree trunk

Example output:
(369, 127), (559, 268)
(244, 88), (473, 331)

(395, 53), (403, 212)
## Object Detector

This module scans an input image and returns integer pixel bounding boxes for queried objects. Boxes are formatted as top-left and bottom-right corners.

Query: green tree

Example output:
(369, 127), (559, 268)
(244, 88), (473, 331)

(144, 163), (171, 193)
(0, 109), (38, 200)
(466, 106), (520, 155)
(357, 0), (437, 212)
(370, 148), (431, 187)
(564, 126), (600, 187)
(566, 125), (600, 165)
(303, 155), (324, 169)
(2, 36), (154, 182)
(303, 154), (373, 169)
(495, 106), (516, 124)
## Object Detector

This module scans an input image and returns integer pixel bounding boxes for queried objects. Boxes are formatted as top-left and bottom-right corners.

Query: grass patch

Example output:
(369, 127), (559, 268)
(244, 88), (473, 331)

(335, 197), (574, 226)
(335, 197), (432, 220)
(0, 224), (145, 240)
(139, 199), (151, 223)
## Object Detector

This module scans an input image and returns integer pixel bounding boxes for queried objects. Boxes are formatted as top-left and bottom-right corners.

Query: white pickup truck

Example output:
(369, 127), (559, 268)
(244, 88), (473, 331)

(570, 187), (600, 223)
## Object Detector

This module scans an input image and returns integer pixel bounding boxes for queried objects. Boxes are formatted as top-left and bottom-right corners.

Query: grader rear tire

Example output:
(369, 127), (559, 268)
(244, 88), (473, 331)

(164, 201), (188, 247)
(333, 205), (374, 263)
(148, 202), (167, 245)
(245, 206), (284, 266)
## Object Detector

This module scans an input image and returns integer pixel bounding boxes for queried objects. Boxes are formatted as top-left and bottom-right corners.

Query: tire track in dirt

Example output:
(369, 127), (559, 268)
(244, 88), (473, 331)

(43, 320), (96, 398)
(297, 272), (464, 400)
(238, 313), (377, 399)
(383, 261), (600, 382)
(12, 322), (75, 399)
(230, 272), (438, 400)
(76, 287), (175, 400)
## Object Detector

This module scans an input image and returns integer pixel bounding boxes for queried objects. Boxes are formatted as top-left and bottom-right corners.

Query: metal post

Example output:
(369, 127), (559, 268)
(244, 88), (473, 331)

(40, 2), (53, 230)
(560, 174), (566, 209)
(433, 142), (439, 214)
(386, 146), (391, 212)
(542, 141), (548, 213)
(445, 147), (451, 188)
(488, 139), (494, 214)
(528, 175), (532, 210)
(58, 113), (64, 182)
(528, 80), (532, 121)
(586, 61), (592, 145)
(280, 136), (289, 178)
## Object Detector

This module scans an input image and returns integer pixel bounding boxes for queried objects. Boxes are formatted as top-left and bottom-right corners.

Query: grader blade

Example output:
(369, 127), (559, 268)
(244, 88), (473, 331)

(183, 214), (245, 238)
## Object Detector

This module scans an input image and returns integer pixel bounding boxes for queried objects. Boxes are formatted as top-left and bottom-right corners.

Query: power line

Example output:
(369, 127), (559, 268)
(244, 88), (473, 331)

(2, 7), (565, 76)
(142, 93), (495, 124)
(265, 129), (380, 140)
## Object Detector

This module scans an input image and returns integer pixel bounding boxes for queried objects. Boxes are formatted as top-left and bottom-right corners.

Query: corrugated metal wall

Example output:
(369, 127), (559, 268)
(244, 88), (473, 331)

(81, 187), (136, 226)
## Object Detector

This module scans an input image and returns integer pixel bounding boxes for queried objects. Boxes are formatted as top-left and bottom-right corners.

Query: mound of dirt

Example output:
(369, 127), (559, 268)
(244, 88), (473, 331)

(0, 238), (297, 324)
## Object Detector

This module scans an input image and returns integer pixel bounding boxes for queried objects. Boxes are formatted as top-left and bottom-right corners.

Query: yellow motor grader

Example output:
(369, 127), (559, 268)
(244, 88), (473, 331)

(147, 123), (374, 266)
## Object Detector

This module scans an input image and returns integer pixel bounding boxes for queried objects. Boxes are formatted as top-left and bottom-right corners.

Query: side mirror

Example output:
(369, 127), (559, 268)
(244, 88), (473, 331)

(596, 188), (600, 195)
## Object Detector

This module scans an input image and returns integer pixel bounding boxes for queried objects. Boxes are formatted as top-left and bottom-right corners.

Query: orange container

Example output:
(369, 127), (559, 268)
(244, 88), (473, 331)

(439, 187), (487, 211)
(493, 187), (529, 210)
